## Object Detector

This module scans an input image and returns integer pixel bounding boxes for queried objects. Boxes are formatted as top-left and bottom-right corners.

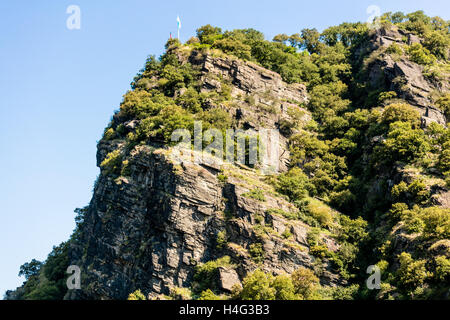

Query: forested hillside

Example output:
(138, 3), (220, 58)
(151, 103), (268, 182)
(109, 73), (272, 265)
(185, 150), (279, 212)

(6, 11), (450, 300)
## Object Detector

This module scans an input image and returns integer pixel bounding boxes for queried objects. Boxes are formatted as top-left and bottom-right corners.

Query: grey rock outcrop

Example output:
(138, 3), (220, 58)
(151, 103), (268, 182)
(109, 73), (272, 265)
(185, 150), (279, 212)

(218, 267), (241, 292)
(363, 26), (447, 126)
(196, 54), (308, 104)
(64, 52), (340, 300)
(181, 50), (310, 172)
(66, 143), (342, 300)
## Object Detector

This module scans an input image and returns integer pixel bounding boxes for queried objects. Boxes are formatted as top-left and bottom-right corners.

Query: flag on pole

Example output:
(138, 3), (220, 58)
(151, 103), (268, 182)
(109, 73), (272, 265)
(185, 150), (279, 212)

(177, 15), (181, 39)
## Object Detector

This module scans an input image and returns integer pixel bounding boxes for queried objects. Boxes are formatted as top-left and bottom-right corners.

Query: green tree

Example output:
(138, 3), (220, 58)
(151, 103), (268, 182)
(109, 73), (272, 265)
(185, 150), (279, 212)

(291, 267), (320, 299)
(396, 252), (430, 294)
(276, 167), (311, 202)
(434, 256), (450, 282)
(197, 25), (223, 45)
(407, 43), (436, 65)
(240, 269), (276, 300)
(435, 94), (450, 121)
(424, 31), (450, 59)
(376, 121), (430, 164)
(128, 290), (147, 300)
(382, 103), (421, 128)
(19, 259), (42, 280)
(212, 38), (252, 60)
(301, 28), (324, 54)
(272, 274), (298, 300)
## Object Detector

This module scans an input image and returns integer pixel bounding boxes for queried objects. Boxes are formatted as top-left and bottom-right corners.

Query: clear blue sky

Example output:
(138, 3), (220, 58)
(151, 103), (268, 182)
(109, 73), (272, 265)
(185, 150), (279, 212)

(0, 0), (448, 297)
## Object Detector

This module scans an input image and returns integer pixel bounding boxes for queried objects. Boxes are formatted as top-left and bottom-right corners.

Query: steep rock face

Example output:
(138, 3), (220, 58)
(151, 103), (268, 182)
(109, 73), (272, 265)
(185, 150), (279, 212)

(363, 26), (447, 126)
(378, 56), (445, 125)
(192, 53), (308, 104)
(370, 25), (421, 48)
(185, 50), (310, 171)
(64, 54), (341, 300)
(66, 143), (341, 300)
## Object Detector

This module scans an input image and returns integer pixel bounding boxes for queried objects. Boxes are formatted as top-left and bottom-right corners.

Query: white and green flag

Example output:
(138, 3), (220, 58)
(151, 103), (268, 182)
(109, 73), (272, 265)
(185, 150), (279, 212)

(177, 15), (181, 39)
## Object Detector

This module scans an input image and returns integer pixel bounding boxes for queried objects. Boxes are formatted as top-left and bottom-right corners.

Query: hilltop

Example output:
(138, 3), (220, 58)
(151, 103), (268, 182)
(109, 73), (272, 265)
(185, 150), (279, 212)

(6, 11), (450, 300)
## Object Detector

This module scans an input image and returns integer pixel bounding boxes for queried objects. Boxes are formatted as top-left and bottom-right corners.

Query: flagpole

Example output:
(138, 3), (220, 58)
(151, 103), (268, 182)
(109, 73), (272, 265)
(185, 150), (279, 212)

(177, 15), (181, 40)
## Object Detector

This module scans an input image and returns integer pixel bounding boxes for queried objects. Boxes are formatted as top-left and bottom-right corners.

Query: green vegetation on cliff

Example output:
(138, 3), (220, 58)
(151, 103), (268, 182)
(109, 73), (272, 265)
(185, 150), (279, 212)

(9, 10), (450, 301)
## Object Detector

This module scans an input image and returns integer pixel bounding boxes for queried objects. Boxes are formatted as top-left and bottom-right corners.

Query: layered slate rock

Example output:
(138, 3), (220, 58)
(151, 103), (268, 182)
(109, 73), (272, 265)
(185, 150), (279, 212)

(63, 51), (343, 300)
(185, 50), (310, 172)
(66, 145), (342, 299)
(362, 25), (448, 126)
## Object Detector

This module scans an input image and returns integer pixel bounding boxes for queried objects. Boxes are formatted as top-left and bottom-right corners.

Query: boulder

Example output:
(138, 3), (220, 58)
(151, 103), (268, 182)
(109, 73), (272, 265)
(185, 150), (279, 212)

(218, 267), (241, 292)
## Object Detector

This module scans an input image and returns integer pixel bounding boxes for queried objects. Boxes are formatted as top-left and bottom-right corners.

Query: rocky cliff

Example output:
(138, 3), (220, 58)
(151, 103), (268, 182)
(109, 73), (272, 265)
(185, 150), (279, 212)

(359, 25), (448, 126)
(64, 50), (344, 300)
(67, 146), (342, 299)
(7, 14), (450, 301)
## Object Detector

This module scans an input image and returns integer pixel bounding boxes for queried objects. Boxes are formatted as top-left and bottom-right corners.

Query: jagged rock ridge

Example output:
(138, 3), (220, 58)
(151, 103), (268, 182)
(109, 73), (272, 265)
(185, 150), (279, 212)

(65, 51), (343, 300)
